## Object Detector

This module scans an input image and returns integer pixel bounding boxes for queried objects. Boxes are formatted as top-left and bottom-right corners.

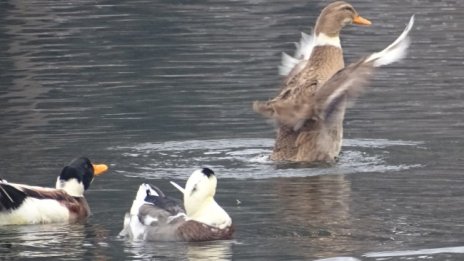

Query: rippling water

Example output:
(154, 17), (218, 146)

(108, 138), (423, 179)
(1, 0), (464, 260)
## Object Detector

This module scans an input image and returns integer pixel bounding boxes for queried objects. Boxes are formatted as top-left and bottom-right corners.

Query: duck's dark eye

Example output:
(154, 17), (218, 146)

(146, 189), (151, 196)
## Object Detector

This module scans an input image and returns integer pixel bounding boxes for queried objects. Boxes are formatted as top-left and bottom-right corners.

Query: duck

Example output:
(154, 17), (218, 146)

(0, 157), (108, 225)
(119, 168), (234, 242)
(253, 1), (414, 163)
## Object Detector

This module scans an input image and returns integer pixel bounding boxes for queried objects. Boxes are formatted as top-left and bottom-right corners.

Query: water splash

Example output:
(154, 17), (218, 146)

(108, 138), (422, 180)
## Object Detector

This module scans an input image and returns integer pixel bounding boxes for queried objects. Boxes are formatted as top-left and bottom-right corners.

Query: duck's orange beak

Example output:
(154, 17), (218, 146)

(353, 15), (372, 26)
(92, 164), (109, 176)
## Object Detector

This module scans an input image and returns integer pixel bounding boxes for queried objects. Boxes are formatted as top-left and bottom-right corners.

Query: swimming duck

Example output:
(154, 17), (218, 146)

(253, 1), (414, 162)
(119, 168), (234, 242)
(0, 157), (108, 225)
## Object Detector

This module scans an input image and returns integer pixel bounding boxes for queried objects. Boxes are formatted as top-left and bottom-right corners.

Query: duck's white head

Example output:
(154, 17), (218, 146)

(172, 168), (232, 229)
(184, 168), (216, 211)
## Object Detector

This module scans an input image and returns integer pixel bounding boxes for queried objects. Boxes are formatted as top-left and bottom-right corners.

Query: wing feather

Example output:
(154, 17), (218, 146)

(253, 15), (414, 129)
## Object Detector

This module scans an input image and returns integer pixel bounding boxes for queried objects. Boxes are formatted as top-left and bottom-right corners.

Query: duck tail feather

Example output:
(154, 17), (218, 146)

(169, 181), (185, 194)
(0, 183), (26, 212)
(252, 100), (276, 119)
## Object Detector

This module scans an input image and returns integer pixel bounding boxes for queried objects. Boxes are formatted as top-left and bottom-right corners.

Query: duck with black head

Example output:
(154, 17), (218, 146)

(0, 157), (108, 225)
(119, 168), (234, 242)
(253, 1), (414, 163)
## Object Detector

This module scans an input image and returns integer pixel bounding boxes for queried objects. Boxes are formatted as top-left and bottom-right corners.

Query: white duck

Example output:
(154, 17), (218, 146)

(119, 168), (233, 241)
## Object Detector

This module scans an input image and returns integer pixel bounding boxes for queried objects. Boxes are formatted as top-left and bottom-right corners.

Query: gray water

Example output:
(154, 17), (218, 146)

(1, 0), (464, 260)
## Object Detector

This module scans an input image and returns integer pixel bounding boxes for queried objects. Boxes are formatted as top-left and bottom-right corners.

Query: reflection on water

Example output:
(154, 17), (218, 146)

(314, 258), (360, 261)
(122, 240), (233, 261)
(0, 223), (110, 260)
(273, 175), (353, 258)
(186, 241), (233, 261)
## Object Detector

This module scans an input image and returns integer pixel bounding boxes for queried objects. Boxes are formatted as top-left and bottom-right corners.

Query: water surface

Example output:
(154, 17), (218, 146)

(1, 0), (464, 260)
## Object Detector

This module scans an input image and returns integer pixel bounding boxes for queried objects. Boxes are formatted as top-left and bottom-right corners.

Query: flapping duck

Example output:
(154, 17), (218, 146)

(119, 168), (234, 241)
(253, 1), (414, 162)
(0, 157), (108, 225)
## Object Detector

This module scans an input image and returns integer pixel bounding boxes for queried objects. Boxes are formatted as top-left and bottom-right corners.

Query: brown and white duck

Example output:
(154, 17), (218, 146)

(0, 157), (108, 225)
(119, 168), (234, 242)
(253, 1), (414, 163)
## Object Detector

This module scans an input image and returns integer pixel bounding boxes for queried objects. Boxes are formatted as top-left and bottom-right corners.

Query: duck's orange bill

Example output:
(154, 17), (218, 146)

(353, 15), (372, 26)
(93, 164), (109, 176)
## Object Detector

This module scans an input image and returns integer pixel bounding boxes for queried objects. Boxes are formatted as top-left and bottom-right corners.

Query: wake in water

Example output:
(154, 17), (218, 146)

(108, 138), (423, 179)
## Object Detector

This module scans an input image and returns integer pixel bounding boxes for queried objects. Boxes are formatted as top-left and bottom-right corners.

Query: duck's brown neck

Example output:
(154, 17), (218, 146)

(314, 17), (344, 37)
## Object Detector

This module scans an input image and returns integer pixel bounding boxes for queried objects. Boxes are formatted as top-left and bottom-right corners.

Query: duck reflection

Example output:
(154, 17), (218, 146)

(273, 173), (354, 255)
(122, 240), (233, 261)
(186, 241), (233, 261)
(0, 223), (111, 260)
(0, 223), (86, 259)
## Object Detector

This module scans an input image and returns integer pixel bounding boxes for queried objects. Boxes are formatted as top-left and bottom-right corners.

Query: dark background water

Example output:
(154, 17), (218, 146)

(1, 0), (463, 260)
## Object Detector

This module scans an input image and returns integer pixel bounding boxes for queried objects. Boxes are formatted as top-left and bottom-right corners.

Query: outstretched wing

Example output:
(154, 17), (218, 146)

(316, 15), (414, 123)
(254, 15), (414, 130)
